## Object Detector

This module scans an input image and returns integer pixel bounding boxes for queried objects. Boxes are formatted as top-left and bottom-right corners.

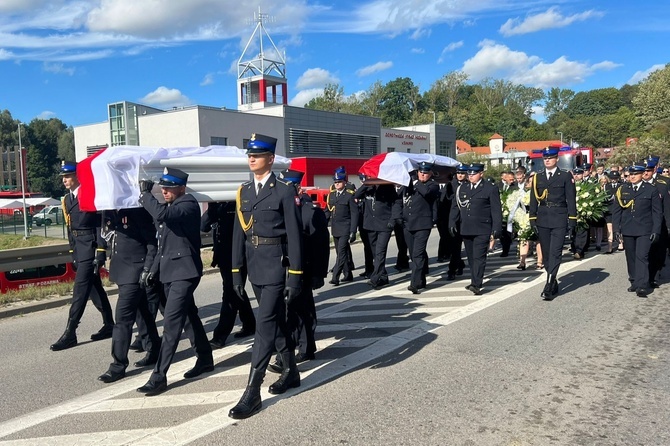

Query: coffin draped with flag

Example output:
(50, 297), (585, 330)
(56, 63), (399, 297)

(358, 152), (460, 185)
(76, 145), (291, 212)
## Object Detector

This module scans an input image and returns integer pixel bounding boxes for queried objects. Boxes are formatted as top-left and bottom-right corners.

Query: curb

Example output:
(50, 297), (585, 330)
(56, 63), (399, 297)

(0, 267), (222, 321)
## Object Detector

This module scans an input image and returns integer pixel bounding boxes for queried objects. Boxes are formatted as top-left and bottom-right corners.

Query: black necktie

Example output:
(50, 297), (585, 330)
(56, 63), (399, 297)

(257, 182), (262, 196)
(548, 172), (553, 180)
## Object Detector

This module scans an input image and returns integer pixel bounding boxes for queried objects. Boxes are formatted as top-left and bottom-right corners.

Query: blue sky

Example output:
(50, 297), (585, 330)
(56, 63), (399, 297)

(1, 0), (668, 127)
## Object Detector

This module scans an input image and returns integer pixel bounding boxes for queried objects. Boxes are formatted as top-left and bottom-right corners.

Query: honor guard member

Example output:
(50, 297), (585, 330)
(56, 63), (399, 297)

(571, 167), (591, 259)
(51, 161), (114, 351)
(356, 174), (375, 278)
(229, 134), (304, 419)
(446, 165), (468, 280)
(136, 167), (214, 396)
(393, 183), (411, 272)
(97, 208), (161, 383)
(354, 181), (403, 289)
(529, 146), (577, 300)
(325, 169), (359, 285)
(401, 162), (440, 294)
(642, 157), (670, 287)
(201, 202), (256, 348)
(331, 166), (357, 273)
(448, 163), (502, 295)
(613, 164), (662, 297)
(604, 170), (623, 253)
(277, 169), (329, 363)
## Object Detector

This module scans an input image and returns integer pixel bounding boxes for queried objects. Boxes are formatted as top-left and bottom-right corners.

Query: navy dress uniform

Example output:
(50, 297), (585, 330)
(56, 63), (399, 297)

(571, 168), (591, 259)
(201, 201), (256, 348)
(612, 165), (662, 297)
(280, 169), (330, 362)
(136, 167), (213, 395)
(98, 207), (161, 383)
(643, 157), (670, 286)
(448, 163), (502, 295)
(604, 171), (623, 253)
(354, 182), (403, 289)
(446, 165), (468, 280)
(400, 162), (440, 294)
(51, 161), (115, 351)
(325, 170), (359, 285)
(229, 134), (304, 419)
(529, 147), (577, 300)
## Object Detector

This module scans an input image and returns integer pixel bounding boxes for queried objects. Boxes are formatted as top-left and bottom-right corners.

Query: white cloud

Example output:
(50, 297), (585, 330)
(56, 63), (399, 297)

(0, 49), (15, 60)
(296, 68), (340, 90)
(499, 7), (604, 37)
(438, 40), (463, 63)
(139, 86), (192, 107)
(289, 88), (324, 107)
(411, 48), (425, 54)
(37, 110), (57, 120)
(410, 28), (431, 40)
(627, 64), (665, 84)
(200, 73), (215, 86)
(356, 61), (393, 77)
(42, 62), (75, 75)
(462, 40), (620, 88)
(531, 105), (545, 123)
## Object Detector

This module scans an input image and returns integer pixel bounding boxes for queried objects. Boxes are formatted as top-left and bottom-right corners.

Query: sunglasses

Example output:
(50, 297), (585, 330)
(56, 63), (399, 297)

(664, 170), (669, 173)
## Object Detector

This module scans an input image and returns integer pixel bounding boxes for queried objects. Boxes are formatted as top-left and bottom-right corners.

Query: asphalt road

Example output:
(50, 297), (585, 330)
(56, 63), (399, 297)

(1, 235), (669, 445)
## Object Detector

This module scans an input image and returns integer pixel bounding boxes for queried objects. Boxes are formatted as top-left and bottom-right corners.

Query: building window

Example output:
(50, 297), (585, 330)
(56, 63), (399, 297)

(387, 147), (395, 153)
(211, 136), (227, 146)
(438, 141), (449, 156)
(420, 149), (428, 154)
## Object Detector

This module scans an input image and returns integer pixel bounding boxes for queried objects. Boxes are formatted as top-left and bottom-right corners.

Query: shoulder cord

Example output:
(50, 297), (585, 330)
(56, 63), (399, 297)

(236, 185), (253, 232)
(615, 186), (634, 210)
(532, 173), (548, 201)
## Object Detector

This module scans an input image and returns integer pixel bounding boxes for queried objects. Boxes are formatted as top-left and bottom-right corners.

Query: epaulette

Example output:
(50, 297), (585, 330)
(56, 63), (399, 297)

(242, 180), (252, 187)
(275, 177), (290, 186)
(658, 178), (667, 185)
(346, 189), (355, 195)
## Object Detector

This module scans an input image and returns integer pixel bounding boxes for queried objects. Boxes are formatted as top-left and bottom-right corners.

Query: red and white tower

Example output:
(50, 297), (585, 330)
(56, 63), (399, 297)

(237, 7), (288, 111)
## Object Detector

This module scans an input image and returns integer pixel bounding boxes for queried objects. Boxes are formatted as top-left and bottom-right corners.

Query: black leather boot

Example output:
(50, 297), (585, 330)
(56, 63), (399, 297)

(540, 275), (553, 300)
(549, 275), (559, 297)
(228, 367), (265, 419)
(90, 324), (114, 341)
(268, 351), (300, 395)
(267, 353), (283, 374)
(50, 319), (78, 351)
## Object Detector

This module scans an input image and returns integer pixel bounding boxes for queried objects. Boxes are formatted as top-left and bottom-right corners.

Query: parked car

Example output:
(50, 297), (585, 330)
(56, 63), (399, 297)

(33, 205), (64, 226)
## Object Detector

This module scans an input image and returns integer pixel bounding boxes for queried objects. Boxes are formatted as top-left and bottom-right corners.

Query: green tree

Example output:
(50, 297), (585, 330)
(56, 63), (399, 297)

(305, 83), (345, 112)
(25, 118), (66, 197)
(379, 77), (422, 127)
(565, 88), (624, 118)
(358, 80), (385, 117)
(57, 127), (75, 162)
(632, 63), (670, 139)
(607, 137), (670, 167)
(544, 88), (575, 118)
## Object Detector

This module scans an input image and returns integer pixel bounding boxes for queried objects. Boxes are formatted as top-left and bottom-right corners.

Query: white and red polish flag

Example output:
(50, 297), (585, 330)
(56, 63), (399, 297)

(76, 145), (291, 211)
(359, 152), (460, 185)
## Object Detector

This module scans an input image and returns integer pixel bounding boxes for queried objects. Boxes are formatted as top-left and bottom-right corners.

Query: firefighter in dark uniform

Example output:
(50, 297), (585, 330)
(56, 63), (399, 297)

(201, 201), (256, 348)
(571, 167), (590, 259)
(642, 157), (670, 287)
(354, 181), (403, 289)
(228, 134), (303, 419)
(613, 164), (662, 297)
(401, 162), (440, 294)
(136, 167), (214, 396)
(604, 170), (623, 253)
(446, 165), (467, 280)
(278, 169), (329, 362)
(97, 207), (161, 383)
(51, 161), (114, 351)
(529, 147), (577, 300)
(330, 166), (357, 274)
(449, 163), (502, 295)
(325, 169), (359, 285)
(356, 174), (375, 278)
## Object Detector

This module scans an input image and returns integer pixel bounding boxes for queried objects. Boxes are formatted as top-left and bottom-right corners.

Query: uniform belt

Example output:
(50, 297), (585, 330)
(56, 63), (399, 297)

(71, 229), (95, 236)
(539, 201), (567, 208)
(248, 235), (286, 246)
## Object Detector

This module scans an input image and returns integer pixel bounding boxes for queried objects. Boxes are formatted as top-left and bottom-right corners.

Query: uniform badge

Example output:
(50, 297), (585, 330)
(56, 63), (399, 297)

(294, 196), (301, 206)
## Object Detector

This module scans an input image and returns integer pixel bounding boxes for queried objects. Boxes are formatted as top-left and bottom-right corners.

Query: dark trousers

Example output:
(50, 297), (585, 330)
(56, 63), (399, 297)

(462, 234), (489, 288)
(211, 270), (255, 343)
(109, 283), (160, 373)
(537, 226), (567, 277)
(136, 281), (163, 350)
(649, 232), (668, 282)
(500, 230), (512, 256)
(573, 227), (589, 254)
(250, 282), (293, 371)
(624, 235), (652, 289)
(332, 235), (352, 280)
(448, 233), (465, 274)
(405, 228), (431, 288)
(359, 228), (374, 276)
(368, 230), (392, 286)
(288, 276), (317, 356)
(150, 278), (212, 383)
(436, 221), (450, 260)
(68, 260), (113, 328)
(394, 224), (409, 268)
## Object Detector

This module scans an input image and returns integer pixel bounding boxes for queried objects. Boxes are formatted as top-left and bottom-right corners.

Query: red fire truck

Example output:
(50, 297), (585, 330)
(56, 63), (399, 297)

(527, 146), (593, 173)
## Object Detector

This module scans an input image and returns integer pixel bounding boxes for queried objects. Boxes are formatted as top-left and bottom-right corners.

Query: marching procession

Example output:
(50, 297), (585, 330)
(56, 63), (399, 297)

(50, 134), (670, 421)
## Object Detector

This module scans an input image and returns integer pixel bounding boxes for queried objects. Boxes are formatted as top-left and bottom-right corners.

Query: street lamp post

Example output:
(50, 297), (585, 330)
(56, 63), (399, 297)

(428, 110), (436, 126)
(557, 132), (563, 144)
(17, 123), (29, 239)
